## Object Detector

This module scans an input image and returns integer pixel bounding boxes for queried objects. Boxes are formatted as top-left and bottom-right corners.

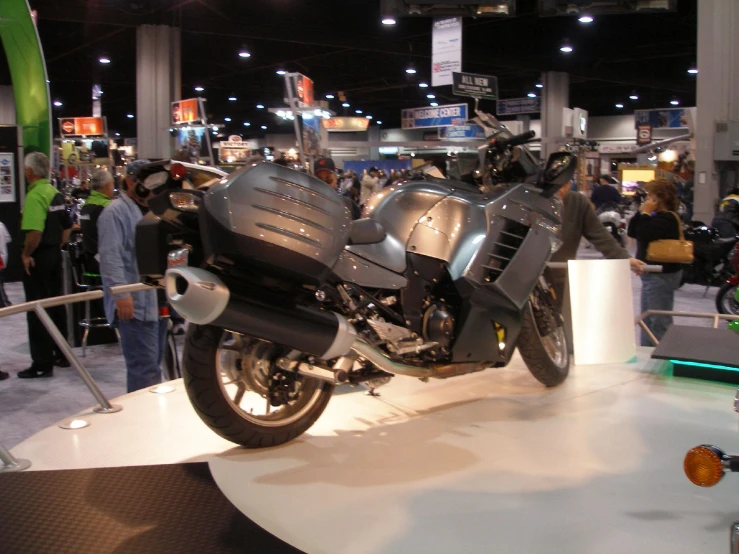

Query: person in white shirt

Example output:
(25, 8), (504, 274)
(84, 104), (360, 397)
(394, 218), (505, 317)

(0, 220), (11, 308)
(360, 167), (380, 206)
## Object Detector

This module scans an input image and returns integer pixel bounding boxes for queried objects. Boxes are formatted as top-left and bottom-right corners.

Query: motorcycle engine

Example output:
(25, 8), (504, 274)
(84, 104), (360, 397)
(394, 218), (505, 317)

(422, 304), (455, 350)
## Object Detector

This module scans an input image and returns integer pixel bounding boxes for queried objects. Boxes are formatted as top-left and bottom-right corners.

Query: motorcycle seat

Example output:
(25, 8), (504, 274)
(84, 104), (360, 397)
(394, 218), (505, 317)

(348, 218), (386, 245)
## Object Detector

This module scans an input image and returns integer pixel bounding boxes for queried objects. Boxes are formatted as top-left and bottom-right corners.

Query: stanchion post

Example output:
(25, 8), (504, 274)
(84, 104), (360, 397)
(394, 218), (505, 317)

(33, 305), (122, 414)
(0, 445), (31, 472)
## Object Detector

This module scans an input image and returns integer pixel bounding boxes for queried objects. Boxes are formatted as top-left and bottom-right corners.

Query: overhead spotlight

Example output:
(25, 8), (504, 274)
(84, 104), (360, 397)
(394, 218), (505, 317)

(127, 114), (135, 119)
(238, 50), (251, 58)
(430, 102), (439, 107)
(670, 99), (680, 106)
(560, 39), (573, 53)
(53, 100), (63, 107)
(535, 83), (543, 89)
(382, 17), (396, 25)
(578, 15), (594, 23)
(405, 66), (417, 74)
(276, 69), (287, 75)
(228, 96), (237, 101)
(115, 132), (121, 137)
(325, 94), (335, 99)
(342, 102), (350, 108)
(419, 82), (429, 88)
(688, 67), (698, 74)
(366, 115), (373, 120)
(355, 109), (363, 114)
(256, 104), (265, 109)
(527, 92), (536, 98)
(98, 57), (111, 64)
(224, 117), (232, 122)
(194, 86), (204, 92)
(376, 120), (383, 125)
(243, 122), (251, 126)
(629, 93), (639, 100)
(261, 125), (267, 130)
(427, 94), (436, 99)
(615, 103), (624, 109)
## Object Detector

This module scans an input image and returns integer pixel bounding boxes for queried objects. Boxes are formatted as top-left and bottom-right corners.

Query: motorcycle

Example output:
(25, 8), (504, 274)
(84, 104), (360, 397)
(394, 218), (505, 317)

(596, 201), (626, 247)
(716, 243), (739, 315)
(681, 222), (737, 288)
(135, 116), (575, 449)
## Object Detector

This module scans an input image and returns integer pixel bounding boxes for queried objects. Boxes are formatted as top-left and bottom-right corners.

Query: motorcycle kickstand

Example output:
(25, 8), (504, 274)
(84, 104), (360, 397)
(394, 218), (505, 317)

(365, 387), (381, 397)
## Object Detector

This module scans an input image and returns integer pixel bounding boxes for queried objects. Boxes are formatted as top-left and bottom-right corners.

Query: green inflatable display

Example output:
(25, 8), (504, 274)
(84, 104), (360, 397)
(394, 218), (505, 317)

(0, 0), (52, 157)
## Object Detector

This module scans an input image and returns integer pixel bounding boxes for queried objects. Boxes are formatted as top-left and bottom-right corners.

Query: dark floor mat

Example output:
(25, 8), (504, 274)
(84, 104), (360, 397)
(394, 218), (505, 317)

(0, 462), (304, 554)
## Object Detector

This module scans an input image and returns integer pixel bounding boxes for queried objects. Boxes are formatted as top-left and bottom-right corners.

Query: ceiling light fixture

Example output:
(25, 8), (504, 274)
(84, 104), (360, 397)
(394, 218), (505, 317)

(127, 114), (134, 119)
(430, 102), (439, 107)
(535, 83), (543, 89)
(629, 93), (639, 100)
(366, 115), (373, 120)
(228, 96), (237, 101)
(261, 125), (267, 130)
(405, 66), (417, 74)
(98, 57), (111, 64)
(53, 100), (63, 107)
(355, 109), (363, 114)
(688, 67), (699, 74)
(256, 104), (265, 109)
(224, 117), (232, 122)
(578, 15), (594, 23)
(376, 121), (383, 125)
(615, 103), (624, 108)
(419, 82), (429, 88)
(276, 69), (287, 75)
(194, 86), (204, 92)
(238, 50), (251, 58)
(670, 99), (680, 106)
(382, 17), (396, 25)
(342, 102), (350, 108)
(560, 39), (573, 53)
(527, 92), (536, 98)
(243, 122), (251, 126)
(115, 132), (120, 137)
(427, 94), (436, 99)
(326, 94), (335, 99)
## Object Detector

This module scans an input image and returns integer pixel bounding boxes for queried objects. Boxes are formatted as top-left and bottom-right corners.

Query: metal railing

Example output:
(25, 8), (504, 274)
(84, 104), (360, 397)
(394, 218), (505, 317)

(0, 282), (154, 414)
(635, 310), (737, 346)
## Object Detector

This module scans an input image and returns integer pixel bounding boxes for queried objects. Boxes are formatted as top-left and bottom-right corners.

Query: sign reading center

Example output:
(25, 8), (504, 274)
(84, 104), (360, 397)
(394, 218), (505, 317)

(452, 72), (498, 100)
(401, 103), (468, 130)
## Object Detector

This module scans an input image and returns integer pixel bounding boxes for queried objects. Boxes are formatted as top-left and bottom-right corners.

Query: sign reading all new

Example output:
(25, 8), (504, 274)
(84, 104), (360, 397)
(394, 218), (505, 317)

(452, 72), (498, 100)
(401, 103), (468, 130)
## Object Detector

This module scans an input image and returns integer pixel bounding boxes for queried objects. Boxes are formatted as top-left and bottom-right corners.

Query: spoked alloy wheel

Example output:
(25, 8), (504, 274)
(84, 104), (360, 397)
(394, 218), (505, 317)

(182, 325), (334, 448)
(716, 283), (739, 315)
(516, 285), (570, 387)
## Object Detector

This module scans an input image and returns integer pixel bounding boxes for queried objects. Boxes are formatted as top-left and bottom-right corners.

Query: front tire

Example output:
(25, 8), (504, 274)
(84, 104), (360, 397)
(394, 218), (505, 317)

(716, 283), (739, 315)
(517, 292), (570, 387)
(182, 324), (334, 448)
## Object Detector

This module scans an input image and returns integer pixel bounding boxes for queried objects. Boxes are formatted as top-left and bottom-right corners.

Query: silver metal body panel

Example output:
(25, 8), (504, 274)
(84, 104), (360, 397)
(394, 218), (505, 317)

(347, 181), (450, 273)
(204, 163), (351, 269)
(332, 251), (407, 289)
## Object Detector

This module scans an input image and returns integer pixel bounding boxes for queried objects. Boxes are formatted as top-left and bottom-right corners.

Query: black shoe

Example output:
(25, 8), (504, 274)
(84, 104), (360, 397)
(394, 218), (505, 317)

(0, 370), (8, 381)
(18, 367), (53, 379)
(54, 357), (71, 368)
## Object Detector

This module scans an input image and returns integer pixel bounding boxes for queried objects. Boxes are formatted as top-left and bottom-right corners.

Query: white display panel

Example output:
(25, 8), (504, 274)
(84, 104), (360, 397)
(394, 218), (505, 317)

(568, 259), (637, 365)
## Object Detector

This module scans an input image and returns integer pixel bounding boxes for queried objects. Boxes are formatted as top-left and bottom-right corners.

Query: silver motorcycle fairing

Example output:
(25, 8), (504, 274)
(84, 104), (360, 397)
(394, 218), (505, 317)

(346, 181), (451, 273)
(332, 250), (407, 289)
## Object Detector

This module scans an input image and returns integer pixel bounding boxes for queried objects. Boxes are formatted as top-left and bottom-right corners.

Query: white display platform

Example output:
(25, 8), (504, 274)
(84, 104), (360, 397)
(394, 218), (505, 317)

(11, 350), (739, 553)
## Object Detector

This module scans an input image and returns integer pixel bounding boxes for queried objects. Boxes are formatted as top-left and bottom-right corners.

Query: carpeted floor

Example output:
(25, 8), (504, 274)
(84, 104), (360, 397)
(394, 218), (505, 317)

(0, 243), (725, 450)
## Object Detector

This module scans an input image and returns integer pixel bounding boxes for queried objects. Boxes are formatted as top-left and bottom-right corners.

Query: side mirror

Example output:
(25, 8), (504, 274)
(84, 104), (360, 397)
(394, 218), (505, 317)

(540, 152), (577, 198)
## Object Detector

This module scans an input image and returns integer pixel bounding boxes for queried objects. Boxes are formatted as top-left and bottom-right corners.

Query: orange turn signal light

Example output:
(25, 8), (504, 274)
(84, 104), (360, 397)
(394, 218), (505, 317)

(684, 445), (726, 487)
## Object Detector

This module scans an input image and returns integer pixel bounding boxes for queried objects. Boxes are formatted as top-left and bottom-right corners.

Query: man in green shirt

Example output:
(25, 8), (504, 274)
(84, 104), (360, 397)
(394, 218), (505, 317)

(18, 152), (73, 378)
(79, 169), (114, 273)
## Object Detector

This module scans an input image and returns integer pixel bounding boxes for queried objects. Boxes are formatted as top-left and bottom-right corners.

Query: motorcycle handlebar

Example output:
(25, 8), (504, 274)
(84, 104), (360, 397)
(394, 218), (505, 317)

(495, 130), (536, 151)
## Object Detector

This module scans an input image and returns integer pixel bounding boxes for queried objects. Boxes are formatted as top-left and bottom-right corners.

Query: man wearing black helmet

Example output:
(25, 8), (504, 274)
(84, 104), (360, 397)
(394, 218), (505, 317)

(98, 159), (169, 392)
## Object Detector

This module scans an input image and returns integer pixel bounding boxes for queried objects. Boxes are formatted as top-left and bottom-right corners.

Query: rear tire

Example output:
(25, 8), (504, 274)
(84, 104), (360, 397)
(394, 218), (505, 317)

(182, 324), (334, 448)
(716, 283), (739, 315)
(517, 295), (570, 387)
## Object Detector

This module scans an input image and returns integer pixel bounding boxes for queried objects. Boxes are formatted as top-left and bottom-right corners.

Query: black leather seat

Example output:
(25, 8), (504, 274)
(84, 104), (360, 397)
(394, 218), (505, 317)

(348, 218), (386, 245)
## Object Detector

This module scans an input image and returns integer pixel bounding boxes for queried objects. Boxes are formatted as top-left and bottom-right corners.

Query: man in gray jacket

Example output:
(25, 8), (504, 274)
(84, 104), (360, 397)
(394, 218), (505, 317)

(550, 181), (645, 351)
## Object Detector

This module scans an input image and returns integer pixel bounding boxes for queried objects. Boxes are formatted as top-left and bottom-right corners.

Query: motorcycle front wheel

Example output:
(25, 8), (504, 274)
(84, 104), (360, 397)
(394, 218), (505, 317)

(182, 324), (334, 448)
(716, 283), (739, 315)
(516, 291), (570, 387)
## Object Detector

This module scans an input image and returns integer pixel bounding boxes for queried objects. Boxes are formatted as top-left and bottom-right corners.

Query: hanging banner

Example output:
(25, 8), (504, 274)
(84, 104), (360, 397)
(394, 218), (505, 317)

(439, 124), (486, 140)
(401, 103), (468, 130)
(302, 115), (322, 156)
(496, 97), (541, 116)
(322, 117), (370, 132)
(285, 73), (314, 108)
(635, 108), (690, 129)
(59, 117), (106, 137)
(432, 17), (462, 87)
(171, 99), (201, 125)
(637, 124), (653, 146)
(0, 153), (16, 203)
(452, 72), (498, 100)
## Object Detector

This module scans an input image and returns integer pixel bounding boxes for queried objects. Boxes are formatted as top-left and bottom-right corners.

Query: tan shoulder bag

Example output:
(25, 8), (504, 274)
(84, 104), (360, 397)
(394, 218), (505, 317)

(646, 211), (694, 264)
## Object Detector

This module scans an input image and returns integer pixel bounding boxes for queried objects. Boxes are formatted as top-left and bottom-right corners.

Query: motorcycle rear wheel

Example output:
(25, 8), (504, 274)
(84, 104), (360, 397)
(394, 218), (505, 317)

(517, 297), (570, 387)
(182, 324), (334, 448)
(716, 283), (739, 315)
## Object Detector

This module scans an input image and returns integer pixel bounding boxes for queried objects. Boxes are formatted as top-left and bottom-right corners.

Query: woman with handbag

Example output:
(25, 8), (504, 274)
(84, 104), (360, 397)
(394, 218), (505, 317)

(628, 178), (693, 346)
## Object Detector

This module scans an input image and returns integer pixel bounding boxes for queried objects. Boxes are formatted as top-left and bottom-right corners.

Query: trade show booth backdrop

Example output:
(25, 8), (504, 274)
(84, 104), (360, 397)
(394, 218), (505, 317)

(343, 160), (412, 176)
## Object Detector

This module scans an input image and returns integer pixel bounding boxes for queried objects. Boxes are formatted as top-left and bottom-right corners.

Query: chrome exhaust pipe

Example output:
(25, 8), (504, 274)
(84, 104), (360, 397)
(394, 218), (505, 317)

(165, 267), (356, 360)
(351, 340), (432, 379)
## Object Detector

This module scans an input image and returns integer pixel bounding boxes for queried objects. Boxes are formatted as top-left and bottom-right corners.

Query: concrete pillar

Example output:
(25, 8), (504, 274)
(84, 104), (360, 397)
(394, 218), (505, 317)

(540, 71), (569, 160)
(517, 114), (531, 133)
(693, 0), (739, 223)
(136, 25), (181, 159)
(368, 126), (380, 160)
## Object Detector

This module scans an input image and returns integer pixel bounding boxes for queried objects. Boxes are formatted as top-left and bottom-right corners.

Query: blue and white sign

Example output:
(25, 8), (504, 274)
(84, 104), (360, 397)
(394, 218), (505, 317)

(401, 103), (468, 130)
(496, 97), (541, 116)
(439, 124), (486, 140)
(635, 108), (689, 129)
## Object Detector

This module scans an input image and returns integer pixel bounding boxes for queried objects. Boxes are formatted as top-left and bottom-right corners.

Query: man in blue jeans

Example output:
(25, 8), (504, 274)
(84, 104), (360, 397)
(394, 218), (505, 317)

(98, 160), (167, 392)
